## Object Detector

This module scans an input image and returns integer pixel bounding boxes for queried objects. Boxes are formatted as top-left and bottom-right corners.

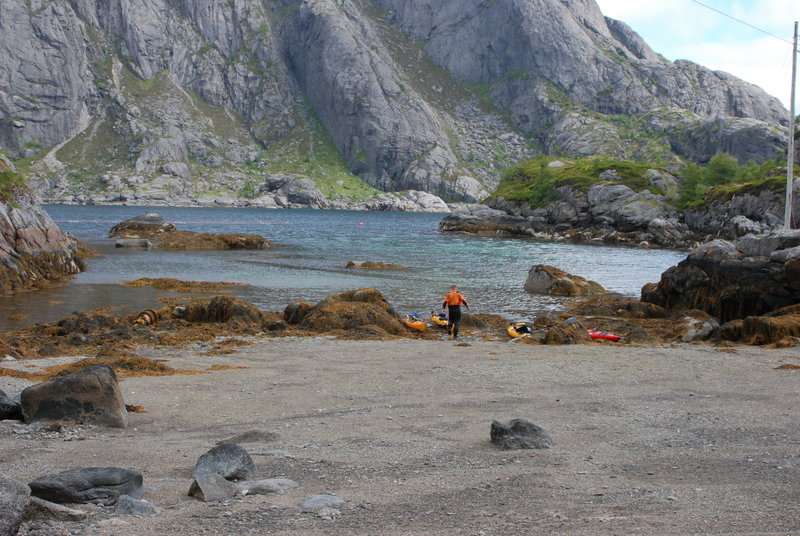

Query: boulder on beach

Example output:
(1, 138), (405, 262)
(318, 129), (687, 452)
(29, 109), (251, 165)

(21, 364), (129, 428)
(189, 444), (258, 502)
(0, 473), (30, 535)
(28, 467), (143, 506)
(490, 419), (553, 450)
(642, 231), (800, 322)
(300, 289), (406, 339)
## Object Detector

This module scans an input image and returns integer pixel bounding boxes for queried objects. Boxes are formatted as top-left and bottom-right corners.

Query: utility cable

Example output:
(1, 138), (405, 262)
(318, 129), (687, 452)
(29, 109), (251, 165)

(687, 0), (797, 49)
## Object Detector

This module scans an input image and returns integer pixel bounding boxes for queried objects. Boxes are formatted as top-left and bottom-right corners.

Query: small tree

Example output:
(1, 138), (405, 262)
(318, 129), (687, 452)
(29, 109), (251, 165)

(678, 163), (705, 206)
(705, 152), (739, 185)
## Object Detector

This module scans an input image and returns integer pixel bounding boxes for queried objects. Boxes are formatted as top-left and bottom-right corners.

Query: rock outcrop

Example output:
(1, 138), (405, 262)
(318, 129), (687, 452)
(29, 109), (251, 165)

(108, 213), (270, 250)
(1, 0), (789, 206)
(0, 190), (88, 295)
(641, 231), (800, 324)
(443, 170), (800, 249)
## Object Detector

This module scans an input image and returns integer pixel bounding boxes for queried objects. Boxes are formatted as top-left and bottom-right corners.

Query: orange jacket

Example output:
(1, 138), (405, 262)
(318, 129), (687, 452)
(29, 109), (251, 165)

(443, 290), (467, 307)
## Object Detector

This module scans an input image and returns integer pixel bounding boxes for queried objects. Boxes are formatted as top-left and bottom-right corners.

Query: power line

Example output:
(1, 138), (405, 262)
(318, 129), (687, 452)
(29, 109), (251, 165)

(687, 0), (795, 47)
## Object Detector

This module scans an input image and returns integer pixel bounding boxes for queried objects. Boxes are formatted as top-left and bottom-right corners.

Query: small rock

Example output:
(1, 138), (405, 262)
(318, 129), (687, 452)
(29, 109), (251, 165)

(490, 419), (553, 450)
(114, 494), (157, 516)
(300, 493), (346, 512)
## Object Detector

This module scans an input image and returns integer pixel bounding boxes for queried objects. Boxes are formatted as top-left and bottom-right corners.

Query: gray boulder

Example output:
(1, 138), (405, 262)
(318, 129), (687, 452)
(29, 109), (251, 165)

(114, 494), (157, 516)
(490, 419), (553, 450)
(300, 493), (346, 512)
(188, 444), (257, 502)
(28, 467), (143, 506)
(25, 496), (88, 522)
(0, 474), (30, 536)
(20, 364), (128, 428)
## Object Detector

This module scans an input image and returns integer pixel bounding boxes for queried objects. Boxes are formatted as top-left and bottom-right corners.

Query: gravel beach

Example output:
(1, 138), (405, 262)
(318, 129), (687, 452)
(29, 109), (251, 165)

(2, 337), (799, 535)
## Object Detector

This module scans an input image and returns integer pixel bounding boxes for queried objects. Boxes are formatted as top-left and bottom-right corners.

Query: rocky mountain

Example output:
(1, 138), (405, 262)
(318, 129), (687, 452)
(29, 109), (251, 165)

(0, 0), (790, 207)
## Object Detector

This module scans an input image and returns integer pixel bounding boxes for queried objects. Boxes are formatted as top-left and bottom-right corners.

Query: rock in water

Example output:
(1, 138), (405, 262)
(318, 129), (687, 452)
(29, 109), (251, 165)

(28, 467), (143, 506)
(490, 419), (553, 450)
(21, 364), (128, 428)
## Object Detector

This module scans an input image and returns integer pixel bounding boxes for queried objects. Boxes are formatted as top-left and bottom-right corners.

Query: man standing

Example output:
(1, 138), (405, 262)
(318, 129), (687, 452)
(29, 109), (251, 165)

(441, 285), (470, 339)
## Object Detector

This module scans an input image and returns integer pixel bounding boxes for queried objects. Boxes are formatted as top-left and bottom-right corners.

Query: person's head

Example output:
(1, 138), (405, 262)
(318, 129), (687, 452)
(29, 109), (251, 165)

(450, 284), (457, 291)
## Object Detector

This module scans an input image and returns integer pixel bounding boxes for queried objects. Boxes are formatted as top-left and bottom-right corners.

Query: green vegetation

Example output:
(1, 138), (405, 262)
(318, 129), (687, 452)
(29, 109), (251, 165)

(677, 154), (786, 208)
(246, 111), (380, 203)
(495, 152), (791, 212)
(0, 169), (28, 202)
(494, 155), (671, 205)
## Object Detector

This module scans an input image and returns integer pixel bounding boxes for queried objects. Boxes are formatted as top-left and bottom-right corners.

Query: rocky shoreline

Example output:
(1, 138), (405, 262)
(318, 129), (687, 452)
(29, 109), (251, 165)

(441, 170), (800, 250)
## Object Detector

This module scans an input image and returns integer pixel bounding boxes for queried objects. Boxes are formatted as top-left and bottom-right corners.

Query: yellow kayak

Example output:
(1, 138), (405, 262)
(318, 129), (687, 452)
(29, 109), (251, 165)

(507, 322), (532, 338)
(404, 314), (427, 332)
(430, 312), (449, 328)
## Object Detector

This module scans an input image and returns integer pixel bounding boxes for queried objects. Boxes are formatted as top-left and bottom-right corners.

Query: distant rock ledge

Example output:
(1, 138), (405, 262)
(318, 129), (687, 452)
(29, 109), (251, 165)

(40, 176), (452, 213)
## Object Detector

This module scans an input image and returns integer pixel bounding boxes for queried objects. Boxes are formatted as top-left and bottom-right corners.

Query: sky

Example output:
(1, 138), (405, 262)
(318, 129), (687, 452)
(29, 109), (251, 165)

(595, 0), (800, 111)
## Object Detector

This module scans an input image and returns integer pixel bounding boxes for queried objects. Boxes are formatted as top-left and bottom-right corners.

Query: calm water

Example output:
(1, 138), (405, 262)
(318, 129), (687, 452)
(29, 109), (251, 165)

(0, 205), (686, 328)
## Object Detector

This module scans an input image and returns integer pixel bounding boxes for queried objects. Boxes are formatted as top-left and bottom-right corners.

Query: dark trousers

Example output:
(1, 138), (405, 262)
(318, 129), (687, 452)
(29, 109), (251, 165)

(447, 305), (462, 337)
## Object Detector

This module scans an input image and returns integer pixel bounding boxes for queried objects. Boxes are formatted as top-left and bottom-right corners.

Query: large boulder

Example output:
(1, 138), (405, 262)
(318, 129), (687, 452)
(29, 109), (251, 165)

(642, 233), (800, 322)
(173, 296), (263, 324)
(20, 364), (128, 428)
(28, 467), (143, 506)
(524, 265), (609, 297)
(0, 191), (88, 295)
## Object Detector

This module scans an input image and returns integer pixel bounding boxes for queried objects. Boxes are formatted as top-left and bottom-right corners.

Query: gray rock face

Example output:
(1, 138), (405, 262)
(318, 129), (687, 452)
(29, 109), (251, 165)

(21, 364), (129, 428)
(285, 0), (462, 197)
(490, 418), (553, 450)
(2, 0), (790, 206)
(28, 467), (143, 506)
(379, 0), (786, 162)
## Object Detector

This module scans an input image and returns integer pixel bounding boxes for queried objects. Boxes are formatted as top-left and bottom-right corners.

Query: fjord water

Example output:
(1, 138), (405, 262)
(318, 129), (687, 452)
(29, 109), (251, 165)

(0, 205), (686, 328)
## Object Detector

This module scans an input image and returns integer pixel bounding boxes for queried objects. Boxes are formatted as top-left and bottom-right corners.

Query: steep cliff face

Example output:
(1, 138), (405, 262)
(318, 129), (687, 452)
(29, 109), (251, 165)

(378, 0), (787, 160)
(0, 0), (790, 206)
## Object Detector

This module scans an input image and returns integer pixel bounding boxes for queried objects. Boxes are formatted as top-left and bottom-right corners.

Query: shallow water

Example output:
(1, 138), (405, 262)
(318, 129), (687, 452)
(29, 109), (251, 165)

(0, 205), (686, 329)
